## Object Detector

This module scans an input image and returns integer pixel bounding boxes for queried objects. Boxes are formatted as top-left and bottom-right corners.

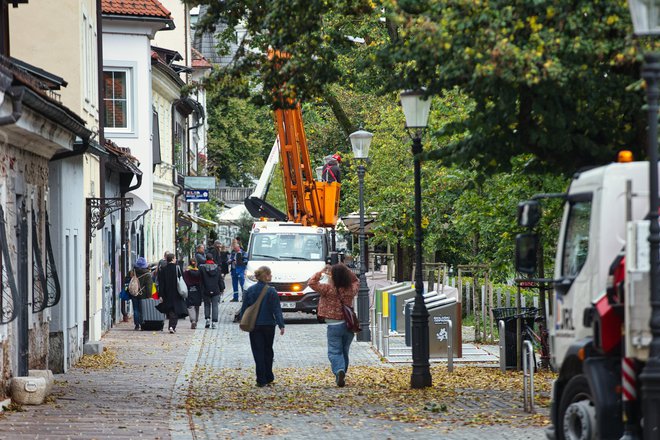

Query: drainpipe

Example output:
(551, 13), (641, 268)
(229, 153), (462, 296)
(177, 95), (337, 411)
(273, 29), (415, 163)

(126, 173), (142, 193)
(0, 85), (23, 126)
(172, 100), (184, 256)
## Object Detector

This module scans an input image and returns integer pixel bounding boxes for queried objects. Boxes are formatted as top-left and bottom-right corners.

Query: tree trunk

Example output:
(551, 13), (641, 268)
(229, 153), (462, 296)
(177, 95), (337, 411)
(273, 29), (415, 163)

(324, 92), (356, 137)
(395, 242), (414, 282)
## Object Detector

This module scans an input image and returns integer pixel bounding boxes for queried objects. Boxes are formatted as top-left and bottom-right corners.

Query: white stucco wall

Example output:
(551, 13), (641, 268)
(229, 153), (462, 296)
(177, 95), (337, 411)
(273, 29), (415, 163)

(152, 0), (192, 71)
(148, 68), (180, 263)
(9, 0), (103, 363)
(102, 24), (154, 215)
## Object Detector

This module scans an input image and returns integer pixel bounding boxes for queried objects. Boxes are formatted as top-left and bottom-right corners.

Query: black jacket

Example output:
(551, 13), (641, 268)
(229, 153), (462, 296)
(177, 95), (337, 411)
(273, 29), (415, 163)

(199, 262), (225, 296)
(156, 262), (188, 318)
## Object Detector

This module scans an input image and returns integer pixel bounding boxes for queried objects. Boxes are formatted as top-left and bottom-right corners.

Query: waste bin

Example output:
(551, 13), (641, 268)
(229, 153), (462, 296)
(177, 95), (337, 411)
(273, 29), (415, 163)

(492, 307), (537, 369)
(375, 283), (410, 315)
(428, 298), (460, 358)
(403, 292), (443, 346)
(390, 288), (417, 332)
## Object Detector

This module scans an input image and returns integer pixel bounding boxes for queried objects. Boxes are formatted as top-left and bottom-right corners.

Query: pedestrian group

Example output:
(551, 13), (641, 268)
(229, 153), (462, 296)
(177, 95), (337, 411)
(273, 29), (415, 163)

(124, 238), (358, 388)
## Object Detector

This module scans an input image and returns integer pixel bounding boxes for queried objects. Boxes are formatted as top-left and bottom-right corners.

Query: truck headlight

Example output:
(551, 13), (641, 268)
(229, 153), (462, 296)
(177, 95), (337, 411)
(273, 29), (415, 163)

(246, 270), (256, 281)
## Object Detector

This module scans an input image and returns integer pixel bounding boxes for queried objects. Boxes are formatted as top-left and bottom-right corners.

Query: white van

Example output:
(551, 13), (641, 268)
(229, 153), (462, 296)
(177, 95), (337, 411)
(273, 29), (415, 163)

(244, 221), (331, 315)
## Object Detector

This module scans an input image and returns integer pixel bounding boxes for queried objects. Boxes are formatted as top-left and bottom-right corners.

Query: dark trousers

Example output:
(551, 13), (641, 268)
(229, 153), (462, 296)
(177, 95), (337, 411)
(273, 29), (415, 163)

(249, 325), (276, 385)
(168, 311), (178, 330)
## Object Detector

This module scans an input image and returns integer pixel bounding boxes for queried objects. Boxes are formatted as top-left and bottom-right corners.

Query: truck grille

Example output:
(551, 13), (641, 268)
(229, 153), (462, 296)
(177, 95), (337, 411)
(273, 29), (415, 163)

(271, 282), (308, 293)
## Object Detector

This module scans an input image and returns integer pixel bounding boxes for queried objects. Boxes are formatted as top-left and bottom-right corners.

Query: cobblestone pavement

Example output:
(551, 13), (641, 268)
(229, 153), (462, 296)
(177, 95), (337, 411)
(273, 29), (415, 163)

(0, 276), (551, 439)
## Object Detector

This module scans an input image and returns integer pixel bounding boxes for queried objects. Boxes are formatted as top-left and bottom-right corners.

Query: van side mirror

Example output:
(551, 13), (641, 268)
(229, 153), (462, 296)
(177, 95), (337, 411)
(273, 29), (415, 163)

(516, 233), (539, 274)
(517, 200), (541, 228)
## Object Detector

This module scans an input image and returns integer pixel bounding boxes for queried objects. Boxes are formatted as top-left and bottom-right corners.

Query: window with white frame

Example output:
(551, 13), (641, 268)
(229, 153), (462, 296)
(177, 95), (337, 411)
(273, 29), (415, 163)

(81, 8), (97, 110)
(103, 68), (132, 131)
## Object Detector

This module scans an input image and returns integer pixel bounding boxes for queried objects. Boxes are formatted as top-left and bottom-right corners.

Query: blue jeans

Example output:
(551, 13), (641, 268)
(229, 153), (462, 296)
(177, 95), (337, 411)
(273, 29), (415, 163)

(231, 268), (245, 300)
(131, 297), (142, 326)
(327, 322), (353, 375)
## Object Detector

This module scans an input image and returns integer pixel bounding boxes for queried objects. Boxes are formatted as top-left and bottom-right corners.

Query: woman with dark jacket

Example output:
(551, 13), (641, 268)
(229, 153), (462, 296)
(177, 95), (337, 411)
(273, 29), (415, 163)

(239, 266), (285, 387)
(307, 263), (358, 387)
(183, 260), (203, 329)
(199, 253), (225, 329)
(157, 252), (188, 333)
(132, 256), (153, 330)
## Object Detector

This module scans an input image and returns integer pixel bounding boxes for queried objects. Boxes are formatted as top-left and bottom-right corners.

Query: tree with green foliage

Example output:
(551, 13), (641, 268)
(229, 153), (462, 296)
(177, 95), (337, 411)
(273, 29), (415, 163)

(205, 84), (275, 186)
(186, 0), (641, 279)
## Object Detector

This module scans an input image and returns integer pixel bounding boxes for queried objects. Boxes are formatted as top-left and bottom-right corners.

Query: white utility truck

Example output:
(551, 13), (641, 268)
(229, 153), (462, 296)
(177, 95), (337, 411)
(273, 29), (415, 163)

(515, 160), (655, 439)
(244, 221), (331, 315)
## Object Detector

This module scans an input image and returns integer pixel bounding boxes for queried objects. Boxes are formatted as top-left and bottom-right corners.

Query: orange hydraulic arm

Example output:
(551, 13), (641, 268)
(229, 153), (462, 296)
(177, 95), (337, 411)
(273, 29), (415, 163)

(270, 50), (340, 227)
(274, 103), (340, 227)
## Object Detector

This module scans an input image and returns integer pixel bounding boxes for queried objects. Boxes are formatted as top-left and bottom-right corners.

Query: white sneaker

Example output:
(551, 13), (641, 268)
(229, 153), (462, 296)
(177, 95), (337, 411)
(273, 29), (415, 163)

(168, 327), (175, 334)
(205, 319), (211, 328)
(211, 322), (217, 329)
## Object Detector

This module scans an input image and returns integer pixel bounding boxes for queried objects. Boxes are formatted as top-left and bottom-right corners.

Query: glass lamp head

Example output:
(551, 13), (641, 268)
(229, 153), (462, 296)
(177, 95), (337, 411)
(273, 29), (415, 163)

(349, 130), (373, 159)
(400, 89), (431, 129)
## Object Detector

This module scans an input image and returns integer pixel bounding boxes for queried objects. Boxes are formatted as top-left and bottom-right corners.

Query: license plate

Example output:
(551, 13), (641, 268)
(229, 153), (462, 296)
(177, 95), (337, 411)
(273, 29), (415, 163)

(280, 301), (297, 309)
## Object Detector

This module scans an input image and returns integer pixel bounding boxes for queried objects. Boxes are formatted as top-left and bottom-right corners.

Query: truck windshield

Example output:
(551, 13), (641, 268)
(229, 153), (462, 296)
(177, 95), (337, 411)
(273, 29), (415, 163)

(248, 233), (326, 261)
(562, 200), (592, 278)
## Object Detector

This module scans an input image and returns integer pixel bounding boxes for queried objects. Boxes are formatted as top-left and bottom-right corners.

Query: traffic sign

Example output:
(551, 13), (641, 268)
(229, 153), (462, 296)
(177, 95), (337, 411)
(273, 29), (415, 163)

(184, 176), (216, 190)
(184, 189), (209, 203)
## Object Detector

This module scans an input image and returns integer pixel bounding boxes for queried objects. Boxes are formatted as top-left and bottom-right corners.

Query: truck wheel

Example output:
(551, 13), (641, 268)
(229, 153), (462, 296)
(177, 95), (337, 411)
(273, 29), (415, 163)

(558, 374), (597, 440)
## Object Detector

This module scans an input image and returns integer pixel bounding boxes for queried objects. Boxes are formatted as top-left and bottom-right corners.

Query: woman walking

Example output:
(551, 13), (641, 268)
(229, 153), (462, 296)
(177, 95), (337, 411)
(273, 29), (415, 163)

(307, 263), (358, 387)
(199, 253), (225, 329)
(132, 257), (153, 330)
(239, 266), (285, 387)
(183, 260), (203, 329)
(157, 252), (188, 333)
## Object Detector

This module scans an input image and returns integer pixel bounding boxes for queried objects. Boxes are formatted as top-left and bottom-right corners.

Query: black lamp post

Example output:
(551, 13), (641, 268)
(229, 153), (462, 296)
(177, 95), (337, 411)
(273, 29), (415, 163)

(628, 2), (660, 436)
(350, 129), (374, 342)
(400, 90), (432, 389)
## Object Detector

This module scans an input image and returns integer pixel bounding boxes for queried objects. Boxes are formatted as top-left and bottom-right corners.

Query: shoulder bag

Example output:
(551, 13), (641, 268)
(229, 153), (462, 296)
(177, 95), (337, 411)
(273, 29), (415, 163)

(176, 266), (188, 300)
(336, 287), (361, 333)
(239, 284), (270, 332)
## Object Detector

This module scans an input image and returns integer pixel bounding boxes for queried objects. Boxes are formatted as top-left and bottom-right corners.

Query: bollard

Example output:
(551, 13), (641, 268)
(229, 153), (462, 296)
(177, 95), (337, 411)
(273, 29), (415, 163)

(370, 308), (376, 348)
(446, 319), (453, 373)
(382, 314), (389, 358)
(376, 312), (383, 354)
(523, 340), (535, 413)
(499, 320), (506, 373)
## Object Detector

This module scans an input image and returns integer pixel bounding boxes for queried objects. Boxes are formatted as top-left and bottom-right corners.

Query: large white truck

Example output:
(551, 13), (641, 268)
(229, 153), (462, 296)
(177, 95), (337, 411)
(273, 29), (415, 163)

(244, 221), (331, 315)
(515, 160), (655, 439)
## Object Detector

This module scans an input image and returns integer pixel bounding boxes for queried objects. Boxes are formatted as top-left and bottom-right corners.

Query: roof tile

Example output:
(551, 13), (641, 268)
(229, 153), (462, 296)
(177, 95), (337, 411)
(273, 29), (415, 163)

(101, 0), (171, 19)
(191, 47), (212, 69)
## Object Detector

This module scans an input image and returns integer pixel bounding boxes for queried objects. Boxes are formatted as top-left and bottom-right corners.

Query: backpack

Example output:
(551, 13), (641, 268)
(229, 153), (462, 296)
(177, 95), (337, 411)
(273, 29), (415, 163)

(128, 273), (146, 297)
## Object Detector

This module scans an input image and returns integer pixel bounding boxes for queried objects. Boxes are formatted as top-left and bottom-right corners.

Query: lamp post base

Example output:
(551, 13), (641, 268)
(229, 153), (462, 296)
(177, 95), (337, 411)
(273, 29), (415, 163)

(410, 295), (432, 389)
(356, 275), (371, 342)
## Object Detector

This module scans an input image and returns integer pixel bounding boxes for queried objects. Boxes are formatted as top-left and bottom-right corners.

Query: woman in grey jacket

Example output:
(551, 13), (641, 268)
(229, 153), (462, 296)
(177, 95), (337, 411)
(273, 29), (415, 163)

(239, 266), (285, 387)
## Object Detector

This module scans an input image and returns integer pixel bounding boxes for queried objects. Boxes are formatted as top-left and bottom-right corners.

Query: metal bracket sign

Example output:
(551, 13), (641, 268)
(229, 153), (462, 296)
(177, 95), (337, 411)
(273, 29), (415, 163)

(185, 189), (209, 203)
(184, 176), (216, 190)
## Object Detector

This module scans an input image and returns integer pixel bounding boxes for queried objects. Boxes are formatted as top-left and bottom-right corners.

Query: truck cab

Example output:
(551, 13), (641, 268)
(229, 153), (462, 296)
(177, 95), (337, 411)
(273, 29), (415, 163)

(517, 161), (654, 440)
(244, 221), (330, 315)
(549, 162), (649, 369)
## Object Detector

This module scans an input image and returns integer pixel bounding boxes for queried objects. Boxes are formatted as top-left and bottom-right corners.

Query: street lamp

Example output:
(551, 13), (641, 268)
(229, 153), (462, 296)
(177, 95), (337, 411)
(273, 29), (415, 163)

(400, 89), (432, 389)
(628, 1), (660, 436)
(350, 128), (374, 342)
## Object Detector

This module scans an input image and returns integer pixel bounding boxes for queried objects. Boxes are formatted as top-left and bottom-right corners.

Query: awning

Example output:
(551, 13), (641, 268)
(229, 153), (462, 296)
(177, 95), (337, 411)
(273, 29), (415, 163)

(340, 212), (378, 235)
(178, 211), (217, 228)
